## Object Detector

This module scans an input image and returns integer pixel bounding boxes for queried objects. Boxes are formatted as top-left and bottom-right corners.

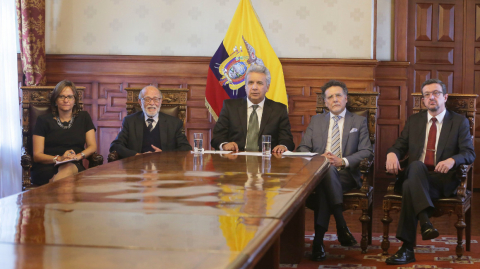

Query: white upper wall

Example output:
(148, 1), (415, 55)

(44, 0), (389, 59)
(376, 0), (393, 61)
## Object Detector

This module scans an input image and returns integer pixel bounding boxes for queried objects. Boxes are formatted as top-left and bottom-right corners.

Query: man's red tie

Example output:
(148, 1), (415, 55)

(424, 117), (437, 170)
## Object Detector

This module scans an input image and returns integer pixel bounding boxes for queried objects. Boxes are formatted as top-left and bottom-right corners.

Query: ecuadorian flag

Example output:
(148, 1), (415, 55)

(205, 0), (287, 121)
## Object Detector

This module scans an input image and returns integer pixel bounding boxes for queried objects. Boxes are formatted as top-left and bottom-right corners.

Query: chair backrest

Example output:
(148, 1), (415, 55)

(21, 86), (86, 157)
(413, 93), (478, 194)
(125, 88), (188, 126)
(316, 91), (379, 146)
(412, 93), (477, 142)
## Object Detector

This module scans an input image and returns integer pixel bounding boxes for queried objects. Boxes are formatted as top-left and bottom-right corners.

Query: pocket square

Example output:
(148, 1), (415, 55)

(350, 128), (358, 133)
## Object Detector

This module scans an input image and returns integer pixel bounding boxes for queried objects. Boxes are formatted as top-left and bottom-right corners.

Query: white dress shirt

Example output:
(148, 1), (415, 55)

(220, 98), (265, 150)
(420, 109), (446, 163)
(325, 109), (349, 167)
(143, 112), (159, 129)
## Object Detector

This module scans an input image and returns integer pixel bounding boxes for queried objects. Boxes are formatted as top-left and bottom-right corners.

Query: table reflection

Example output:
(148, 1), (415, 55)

(0, 152), (328, 268)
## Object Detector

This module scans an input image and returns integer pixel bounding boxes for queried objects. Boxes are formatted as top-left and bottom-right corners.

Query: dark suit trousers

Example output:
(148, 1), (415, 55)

(314, 166), (358, 230)
(396, 160), (457, 243)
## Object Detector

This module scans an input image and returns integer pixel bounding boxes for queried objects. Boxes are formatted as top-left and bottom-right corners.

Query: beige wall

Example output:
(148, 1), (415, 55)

(376, 0), (393, 61)
(45, 0), (377, 59)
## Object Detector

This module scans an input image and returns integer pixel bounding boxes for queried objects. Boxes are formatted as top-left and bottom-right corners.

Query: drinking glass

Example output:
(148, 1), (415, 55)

(262, 135), (271, 156)
(194, 133), (204, 153)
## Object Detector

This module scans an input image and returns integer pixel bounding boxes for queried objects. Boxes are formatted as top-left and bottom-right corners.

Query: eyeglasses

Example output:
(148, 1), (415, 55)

(58, 95), (75, 101)
(423, 91), (443, 98)
(141, 97), (162, 103)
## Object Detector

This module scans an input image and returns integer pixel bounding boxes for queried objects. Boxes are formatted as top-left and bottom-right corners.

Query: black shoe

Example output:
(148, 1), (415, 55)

(385, 247), (415, 265)
(311, 242), (326, 261)
(337, 226), (357, 246)
(421, 222), (439, 240)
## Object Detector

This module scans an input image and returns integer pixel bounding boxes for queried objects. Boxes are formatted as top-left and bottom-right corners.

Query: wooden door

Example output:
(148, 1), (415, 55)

(407, 0), (464, 101)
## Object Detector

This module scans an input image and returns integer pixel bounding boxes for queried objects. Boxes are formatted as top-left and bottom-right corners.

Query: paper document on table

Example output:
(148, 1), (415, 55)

(54, 158), (77, 166)
(282, 151), (318, 157)
(232, 152), (265, 156)
(190, 150), (232, 154)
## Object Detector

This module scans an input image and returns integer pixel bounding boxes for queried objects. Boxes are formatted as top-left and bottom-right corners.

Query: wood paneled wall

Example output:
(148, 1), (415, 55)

(403, 0), (480, 187)
(374, 62), (409, 178)
(21, 55), (395, 173)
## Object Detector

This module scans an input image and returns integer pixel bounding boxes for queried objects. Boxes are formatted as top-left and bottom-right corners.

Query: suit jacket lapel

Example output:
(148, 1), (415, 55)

(436, 110), (452, 162)
(320, 113), (330, 153)
(341, 110), (352, 155)
(413, 112), (428, 160)
(135, 112), (144, 152)
(259, 99), (272, 135)
(238, 98), (248, 136)
(158, 113), (168, 150)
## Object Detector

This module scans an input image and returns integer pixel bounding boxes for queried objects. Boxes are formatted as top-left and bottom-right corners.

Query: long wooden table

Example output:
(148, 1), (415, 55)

(0, 152), (328, 268)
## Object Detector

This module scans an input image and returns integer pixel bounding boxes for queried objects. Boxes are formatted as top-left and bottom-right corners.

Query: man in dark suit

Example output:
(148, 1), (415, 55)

(110, 86), (191, 159)
(385, 79), (475, 265)
(211, 64), (294, 153)
(297, 80), (373, 261)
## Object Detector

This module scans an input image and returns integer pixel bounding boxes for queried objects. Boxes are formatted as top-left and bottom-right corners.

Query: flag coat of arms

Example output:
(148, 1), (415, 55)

(205, 0), (287, 121)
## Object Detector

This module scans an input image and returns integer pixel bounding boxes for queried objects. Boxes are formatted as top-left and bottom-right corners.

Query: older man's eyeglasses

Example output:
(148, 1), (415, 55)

(58, 95), (75, 101)
(141, 97), (162, 103)
(423, 91), (443, 98)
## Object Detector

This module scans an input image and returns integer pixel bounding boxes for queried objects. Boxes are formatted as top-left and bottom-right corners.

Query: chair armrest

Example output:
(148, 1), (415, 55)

(87, 152), (103, 168)
(456, 164), (471, 198)
(359, 157), (373, 192)
(387, 181), (396, 193)
(399, 155), (409, 168)
(385, 155), (408, 177)
(384, 156), (409, 194)
(108, 151), (119, 163)
(21, 153), (32, 169)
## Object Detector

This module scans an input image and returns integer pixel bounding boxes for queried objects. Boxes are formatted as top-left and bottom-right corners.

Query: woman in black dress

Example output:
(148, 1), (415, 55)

(31, 80), (97, 185)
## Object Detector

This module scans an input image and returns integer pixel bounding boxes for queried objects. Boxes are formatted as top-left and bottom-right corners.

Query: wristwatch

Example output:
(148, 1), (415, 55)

(80, 152), (86, 159)
(53, 155), (60, 163)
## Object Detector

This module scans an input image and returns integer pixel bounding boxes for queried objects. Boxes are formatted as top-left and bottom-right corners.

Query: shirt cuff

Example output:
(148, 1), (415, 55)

(219, 142), (227, 151)
(342, 157), (350, 167)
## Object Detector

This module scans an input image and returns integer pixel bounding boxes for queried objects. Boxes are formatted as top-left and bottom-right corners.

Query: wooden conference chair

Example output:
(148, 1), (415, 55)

(381, 93), (477, 258)
(107, 87), (188, 162)
(314, 91), (379, 253)
(21, 86), (104, 191)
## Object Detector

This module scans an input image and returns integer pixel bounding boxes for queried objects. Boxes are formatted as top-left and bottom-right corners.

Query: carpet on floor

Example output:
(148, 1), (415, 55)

(280, 232), (480, 269)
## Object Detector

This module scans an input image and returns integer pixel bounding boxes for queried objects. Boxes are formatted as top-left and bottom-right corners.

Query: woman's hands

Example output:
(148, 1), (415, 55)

(58, 150), (76, 162)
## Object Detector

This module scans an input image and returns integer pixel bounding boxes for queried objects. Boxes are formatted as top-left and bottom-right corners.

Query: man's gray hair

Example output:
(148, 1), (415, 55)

(139, 85), (163, 99)
(245, 64), (271, 87)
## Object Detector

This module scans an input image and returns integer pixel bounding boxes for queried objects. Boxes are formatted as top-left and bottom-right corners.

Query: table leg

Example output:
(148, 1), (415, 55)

(279, 202), (305, 264)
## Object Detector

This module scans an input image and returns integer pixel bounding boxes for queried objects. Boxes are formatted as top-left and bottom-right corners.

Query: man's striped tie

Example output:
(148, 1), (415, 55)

(331, 115), (342, 158)
(146, 118), (154, 132)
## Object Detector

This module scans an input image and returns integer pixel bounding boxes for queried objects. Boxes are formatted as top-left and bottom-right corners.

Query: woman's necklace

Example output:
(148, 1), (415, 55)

(56, 115), (75, 129)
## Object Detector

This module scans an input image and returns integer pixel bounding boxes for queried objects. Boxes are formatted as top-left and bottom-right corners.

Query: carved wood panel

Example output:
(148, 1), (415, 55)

(408, 0), (464, 109)
(21, 55), (380, 183)
(375, 62), (409, 178)
(466, 0), (480, 187)
(438, 4), (455, 41)
(405, 0), (480, 187)
(416, 3), (433, 41)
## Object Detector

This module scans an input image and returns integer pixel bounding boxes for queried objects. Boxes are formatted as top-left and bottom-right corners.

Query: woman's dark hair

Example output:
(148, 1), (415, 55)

(50, 80), (80, 117)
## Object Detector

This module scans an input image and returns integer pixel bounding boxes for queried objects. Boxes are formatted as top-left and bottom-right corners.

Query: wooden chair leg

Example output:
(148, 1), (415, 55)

(455, 211), (466, 259)
(381, 201), (392, 256)
(360, 207), (370, 253)
(466, 207), (471, 252)
(368, 202), (373, 245)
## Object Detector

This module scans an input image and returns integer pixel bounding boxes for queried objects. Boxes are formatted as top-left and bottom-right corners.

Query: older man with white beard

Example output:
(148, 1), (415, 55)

(110, 86), (191, 159)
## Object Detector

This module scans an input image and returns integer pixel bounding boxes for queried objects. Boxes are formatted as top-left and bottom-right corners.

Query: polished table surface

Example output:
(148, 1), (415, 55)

(0, 152), (328, 269)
